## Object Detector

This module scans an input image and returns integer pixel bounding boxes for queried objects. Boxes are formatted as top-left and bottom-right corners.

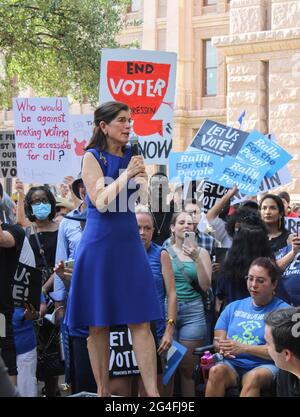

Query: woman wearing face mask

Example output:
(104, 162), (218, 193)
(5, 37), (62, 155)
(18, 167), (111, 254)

(17, 185), (61, 397)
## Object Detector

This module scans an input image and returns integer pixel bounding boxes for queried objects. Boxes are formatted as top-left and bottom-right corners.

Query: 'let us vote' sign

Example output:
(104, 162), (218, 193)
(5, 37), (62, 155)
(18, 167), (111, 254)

(189, 120), (249, 157)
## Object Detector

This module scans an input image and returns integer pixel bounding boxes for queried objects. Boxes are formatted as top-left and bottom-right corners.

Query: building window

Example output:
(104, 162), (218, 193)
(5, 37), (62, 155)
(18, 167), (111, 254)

(157, 0), (167, 18)
(156, 29), (166, 51)
(204, 0), (217, 5)
(203, 40), (217, 96)
(128, 0), (141, 12)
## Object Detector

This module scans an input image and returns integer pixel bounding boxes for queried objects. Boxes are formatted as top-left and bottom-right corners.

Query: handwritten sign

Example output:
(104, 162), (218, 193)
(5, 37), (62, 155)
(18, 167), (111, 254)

(237, 130), (292, 177)
(69, 114), (93, 176)
(0, 131), (17, 178)
(13, 97), (72, 184)
(190, 120), (248, 157)
(100, 48), (177, 164)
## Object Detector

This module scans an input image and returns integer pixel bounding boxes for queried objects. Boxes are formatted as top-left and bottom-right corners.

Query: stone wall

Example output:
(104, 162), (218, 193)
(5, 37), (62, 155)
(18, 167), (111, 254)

(214, 0), (300, 194)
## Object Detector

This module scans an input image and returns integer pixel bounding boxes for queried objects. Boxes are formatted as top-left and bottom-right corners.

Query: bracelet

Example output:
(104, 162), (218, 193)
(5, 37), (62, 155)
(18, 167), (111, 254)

(166, 318), (175, 326)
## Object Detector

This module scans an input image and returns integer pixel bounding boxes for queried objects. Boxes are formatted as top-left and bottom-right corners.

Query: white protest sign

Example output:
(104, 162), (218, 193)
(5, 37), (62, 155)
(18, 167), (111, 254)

(285, 217), (300, 235)
(0, 131), (17, 178)
(99, 48), (177, 164)
(13, 97), (72, 184)
(69, 114), (93, 176)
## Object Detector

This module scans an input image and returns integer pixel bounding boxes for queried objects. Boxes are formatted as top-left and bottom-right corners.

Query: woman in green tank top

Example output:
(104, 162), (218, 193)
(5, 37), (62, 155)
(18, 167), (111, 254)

(166, 211), (212, 397)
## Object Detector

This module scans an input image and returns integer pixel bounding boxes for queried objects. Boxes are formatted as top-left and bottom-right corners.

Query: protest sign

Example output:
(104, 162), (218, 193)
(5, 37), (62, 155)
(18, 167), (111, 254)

(168, 150), (218, 183)
(100, 48), (177, 164)
(69, 114), (93, 176)
(189, 120), (248, 157)
(13, 97), (72, 184)
(0, 131), (17, 178)
(200, 181), (228, 212)
(211, 155), (269, 195)
(181, 180), (227, 212)
(109, 325), (139, 377)
(12, 263), (42, 311)
(237, 130), (292, 178)
(231, 166), (292, 205)
(163, 341), (187, 385)
(285, 217), (300, 235)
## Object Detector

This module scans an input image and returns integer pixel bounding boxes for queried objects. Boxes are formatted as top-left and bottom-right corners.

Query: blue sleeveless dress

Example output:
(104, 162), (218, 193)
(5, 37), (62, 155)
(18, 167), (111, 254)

(65, 146), (162, 327)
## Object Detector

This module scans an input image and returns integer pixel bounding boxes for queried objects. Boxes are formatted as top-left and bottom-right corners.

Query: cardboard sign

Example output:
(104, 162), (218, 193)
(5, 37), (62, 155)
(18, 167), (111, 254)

(237, 130), (292, 178)
(12, 263), (43, 311)
(190, 120), (248, 157)
(69, 114), (93, 176)
(13, 97), (72, 184)
(109, 325), (139, 377)
(0, 131), (17, 178)
(99, 48), (177, 164)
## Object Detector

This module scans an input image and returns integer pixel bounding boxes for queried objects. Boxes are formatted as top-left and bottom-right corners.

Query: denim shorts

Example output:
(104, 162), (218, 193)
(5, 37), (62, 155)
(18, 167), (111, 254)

(173, 297), (207, 342)
(219, 359), (279, 382)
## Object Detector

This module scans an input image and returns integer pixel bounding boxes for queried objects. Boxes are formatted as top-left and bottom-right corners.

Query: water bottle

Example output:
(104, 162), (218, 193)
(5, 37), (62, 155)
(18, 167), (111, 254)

(200, 351), (215, 384)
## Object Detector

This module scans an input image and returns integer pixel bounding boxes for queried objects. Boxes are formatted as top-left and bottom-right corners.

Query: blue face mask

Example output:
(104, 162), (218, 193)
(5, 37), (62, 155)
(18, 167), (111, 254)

(31, 203), (51, 220)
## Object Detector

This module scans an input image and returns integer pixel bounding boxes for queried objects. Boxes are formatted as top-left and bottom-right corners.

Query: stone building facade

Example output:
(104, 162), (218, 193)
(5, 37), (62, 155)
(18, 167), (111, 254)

(120, 0), (300, 195)
(1, 0), (300, 196)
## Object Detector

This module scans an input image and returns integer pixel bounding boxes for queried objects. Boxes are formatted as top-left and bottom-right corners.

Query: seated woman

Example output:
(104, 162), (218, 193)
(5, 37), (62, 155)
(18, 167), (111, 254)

(205, 257), (290, 397)
(216, 224), (273, 307)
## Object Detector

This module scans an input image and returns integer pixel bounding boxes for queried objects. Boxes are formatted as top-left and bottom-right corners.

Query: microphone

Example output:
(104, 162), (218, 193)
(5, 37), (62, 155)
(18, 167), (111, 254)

(130, 136), (140, 156)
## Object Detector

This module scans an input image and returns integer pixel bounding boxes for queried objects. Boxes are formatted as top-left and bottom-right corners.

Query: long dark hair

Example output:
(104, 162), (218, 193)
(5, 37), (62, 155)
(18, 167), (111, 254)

(225, 206), (266, 237)
(223, 224), (273, 288)
(259, 193), (286, 232)
(24, 186), (56, 222)
(85, 101), (130, 151)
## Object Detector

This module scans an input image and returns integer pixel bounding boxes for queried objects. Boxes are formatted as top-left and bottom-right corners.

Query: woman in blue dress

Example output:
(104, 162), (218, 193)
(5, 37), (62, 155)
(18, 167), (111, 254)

(66, 101), (162, 396)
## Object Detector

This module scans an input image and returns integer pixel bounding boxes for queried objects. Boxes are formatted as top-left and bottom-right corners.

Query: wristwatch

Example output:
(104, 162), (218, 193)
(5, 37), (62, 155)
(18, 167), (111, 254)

(166, 318), (175, 326)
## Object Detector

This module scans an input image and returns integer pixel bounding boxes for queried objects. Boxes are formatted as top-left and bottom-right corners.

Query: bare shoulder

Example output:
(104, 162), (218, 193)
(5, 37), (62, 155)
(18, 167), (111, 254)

(82, 151), (103, 179)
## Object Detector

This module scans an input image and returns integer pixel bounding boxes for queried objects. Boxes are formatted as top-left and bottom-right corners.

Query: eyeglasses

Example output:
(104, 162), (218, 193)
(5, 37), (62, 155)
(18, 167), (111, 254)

(245, 275), (266, 285)
(31, 198), (49, 205)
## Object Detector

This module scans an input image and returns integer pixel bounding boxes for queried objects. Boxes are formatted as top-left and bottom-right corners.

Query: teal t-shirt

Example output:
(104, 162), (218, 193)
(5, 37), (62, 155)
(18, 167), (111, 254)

(171, 260), (200, 301)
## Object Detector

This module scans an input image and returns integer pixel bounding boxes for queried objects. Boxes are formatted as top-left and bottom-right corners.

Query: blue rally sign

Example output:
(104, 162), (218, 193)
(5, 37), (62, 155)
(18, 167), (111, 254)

(190, 120), (249, 157)
(237, 130), (292, 178)
(212, 155), (269, 195)
(168, 150), (218, 183)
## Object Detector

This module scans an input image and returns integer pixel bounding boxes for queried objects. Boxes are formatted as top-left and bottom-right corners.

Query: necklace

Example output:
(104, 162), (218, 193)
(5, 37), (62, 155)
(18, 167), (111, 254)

(151, 211), (167, 236)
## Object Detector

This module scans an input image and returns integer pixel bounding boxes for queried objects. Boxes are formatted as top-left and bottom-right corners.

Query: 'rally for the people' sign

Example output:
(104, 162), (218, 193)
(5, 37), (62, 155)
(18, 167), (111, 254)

(171, 119), (293, 195)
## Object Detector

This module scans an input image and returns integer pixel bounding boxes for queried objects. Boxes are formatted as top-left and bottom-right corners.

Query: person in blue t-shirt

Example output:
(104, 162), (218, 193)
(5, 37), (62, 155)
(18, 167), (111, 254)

(135, 208), (176, 396)
(205, 257), (290, 397)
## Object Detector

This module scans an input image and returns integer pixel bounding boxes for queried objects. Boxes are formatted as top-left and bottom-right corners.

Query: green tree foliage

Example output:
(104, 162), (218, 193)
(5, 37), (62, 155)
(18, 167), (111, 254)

(0, 0), (131, 107)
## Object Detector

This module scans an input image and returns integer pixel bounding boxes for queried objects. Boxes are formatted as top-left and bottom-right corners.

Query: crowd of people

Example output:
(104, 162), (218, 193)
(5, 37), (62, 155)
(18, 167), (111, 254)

(1, 101), (300, 397)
